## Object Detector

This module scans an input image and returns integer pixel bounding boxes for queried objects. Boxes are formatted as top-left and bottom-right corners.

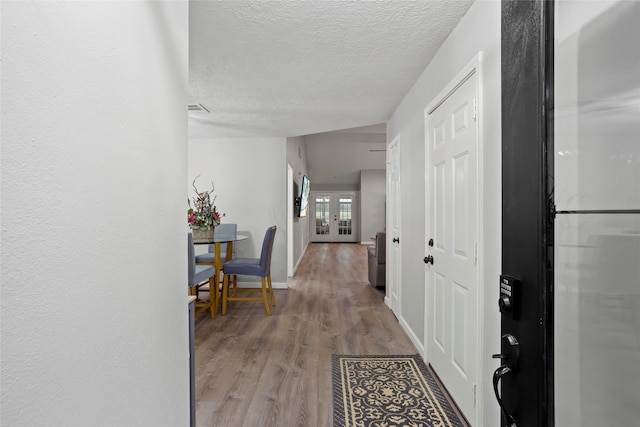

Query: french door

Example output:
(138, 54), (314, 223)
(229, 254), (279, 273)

(310, 191), (358, 242)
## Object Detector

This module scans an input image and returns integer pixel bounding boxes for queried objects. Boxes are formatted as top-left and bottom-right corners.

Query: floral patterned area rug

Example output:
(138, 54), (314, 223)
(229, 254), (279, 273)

(332, 354), (467, 427)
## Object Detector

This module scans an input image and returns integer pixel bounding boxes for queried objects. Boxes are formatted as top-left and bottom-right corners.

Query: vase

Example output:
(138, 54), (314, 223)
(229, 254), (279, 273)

(192, 227), (214, 243)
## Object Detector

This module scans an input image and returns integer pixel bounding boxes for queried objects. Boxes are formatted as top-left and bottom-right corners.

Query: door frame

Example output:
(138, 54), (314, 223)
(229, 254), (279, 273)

(385, 136), (401, 315)
(423, 53), (485, 426)
(287, 163), (294, 277)
(500, 1), (554, 426)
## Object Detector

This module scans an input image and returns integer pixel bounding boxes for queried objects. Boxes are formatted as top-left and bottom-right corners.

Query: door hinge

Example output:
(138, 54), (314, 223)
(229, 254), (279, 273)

(473, 99), (477, 121)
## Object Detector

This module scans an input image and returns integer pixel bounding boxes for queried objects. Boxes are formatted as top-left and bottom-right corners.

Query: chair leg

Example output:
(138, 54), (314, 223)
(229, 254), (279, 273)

(209, 276), (217, 319)
(267, 273), (276, 307)
(221, 274), (229, 316)
(230, 274), (238, 298)
(261, 277), (271, 316)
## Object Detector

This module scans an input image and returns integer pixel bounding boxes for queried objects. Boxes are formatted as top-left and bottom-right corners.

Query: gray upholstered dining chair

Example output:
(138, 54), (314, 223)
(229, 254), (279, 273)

(188, 232), (216, 318)
(194, 223), (237, 299)
(221, 225), (277, 316)
(195, 223), (237, 265)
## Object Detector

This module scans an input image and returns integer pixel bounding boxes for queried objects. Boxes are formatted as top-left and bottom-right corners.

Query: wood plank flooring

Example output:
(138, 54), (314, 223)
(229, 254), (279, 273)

(193, 243), (418, 427)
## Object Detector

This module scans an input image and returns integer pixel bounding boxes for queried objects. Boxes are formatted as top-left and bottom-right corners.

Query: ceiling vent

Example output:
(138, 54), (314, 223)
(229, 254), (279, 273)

(188, 103), (209, 112)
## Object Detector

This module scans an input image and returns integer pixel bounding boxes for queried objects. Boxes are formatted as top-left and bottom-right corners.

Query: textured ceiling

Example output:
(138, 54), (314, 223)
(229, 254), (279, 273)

(188, 0), (475, 138)
(305, 126), (387, 185)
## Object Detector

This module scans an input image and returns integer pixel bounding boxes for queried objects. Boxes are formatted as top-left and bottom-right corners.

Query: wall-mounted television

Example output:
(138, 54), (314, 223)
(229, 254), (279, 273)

(299, 175), (311, 217)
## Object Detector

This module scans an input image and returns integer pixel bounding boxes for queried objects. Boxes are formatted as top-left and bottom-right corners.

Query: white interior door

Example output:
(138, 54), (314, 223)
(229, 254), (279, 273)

(386, 137), (401, 314)
(310, 192), (357, 242)
(425, 69), (479, 422)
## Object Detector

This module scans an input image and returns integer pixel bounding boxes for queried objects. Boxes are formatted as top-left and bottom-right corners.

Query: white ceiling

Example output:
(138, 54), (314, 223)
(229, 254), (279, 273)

(188, 0), (475, 139)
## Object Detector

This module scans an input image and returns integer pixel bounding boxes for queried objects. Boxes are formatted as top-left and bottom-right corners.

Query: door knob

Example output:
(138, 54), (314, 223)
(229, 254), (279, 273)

(393, 237), (399, 243)
(499, 295), (512, 313)
(423, 255), (434, 265)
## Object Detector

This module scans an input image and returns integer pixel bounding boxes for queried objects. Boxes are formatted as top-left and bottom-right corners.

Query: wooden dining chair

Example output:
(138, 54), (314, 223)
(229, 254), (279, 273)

(221, 226), (277, 316)
(188, 232), (216, 318)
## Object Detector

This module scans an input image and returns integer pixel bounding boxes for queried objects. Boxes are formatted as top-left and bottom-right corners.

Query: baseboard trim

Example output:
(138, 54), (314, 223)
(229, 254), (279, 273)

(291, 241), (308, 276)
(399, 316), (426, 359)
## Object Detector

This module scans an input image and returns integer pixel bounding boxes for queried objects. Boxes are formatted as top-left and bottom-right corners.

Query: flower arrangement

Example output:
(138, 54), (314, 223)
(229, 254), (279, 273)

(187, 176), (222, 230)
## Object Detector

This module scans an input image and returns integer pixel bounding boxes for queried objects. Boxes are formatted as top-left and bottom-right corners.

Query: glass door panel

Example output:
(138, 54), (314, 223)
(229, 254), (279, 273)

(314, 195), (331, 237)
(554, 2), (640, 426)
(337, 196), (353, 237)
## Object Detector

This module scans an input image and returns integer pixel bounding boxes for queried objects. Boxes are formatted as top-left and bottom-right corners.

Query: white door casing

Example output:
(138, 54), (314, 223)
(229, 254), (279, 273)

(424, 57), (482, 424)
(287, 164), (294, 277)
(386, 137), (401, 314)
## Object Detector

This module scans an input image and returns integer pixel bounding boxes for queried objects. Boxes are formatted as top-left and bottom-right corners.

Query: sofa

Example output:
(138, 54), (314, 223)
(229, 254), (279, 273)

(367, 231), (386, 288)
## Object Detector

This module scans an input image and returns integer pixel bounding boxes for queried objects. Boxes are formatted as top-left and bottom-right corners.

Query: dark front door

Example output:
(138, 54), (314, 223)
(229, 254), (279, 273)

(500, 1), (640, 427)
(499, 1), (553, 426)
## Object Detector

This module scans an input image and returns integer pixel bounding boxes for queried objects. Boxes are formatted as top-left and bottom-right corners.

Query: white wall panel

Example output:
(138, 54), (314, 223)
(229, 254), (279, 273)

(452, 282), (468, 378)
(453, 153), (470, 258)
(1, 2), (190, 425)
(360, 169), (387, 243)
(434, 273), (447, 352)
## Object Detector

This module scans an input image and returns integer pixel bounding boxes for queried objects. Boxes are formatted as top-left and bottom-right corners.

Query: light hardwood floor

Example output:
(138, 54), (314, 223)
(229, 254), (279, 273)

(193, 243), (418, 427)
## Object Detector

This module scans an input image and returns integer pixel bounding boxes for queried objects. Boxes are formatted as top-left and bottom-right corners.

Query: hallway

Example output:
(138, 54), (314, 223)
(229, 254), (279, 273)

(193, 243), (417, 426)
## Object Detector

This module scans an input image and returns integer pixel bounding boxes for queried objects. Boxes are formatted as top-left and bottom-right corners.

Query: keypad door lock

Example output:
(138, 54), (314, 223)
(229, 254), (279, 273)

(499, 275), (520, 319)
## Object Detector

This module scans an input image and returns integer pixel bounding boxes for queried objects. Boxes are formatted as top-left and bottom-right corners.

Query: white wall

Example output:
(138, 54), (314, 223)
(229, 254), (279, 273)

(286, 137), (310, 272)
(360, 170), (386, 243)
(188, 137), (288, 286)
(312, 183), (359, 191)
(386, 1), (501, 426)
(1, 2), (190, 426)
(305, 131), (386, 186)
